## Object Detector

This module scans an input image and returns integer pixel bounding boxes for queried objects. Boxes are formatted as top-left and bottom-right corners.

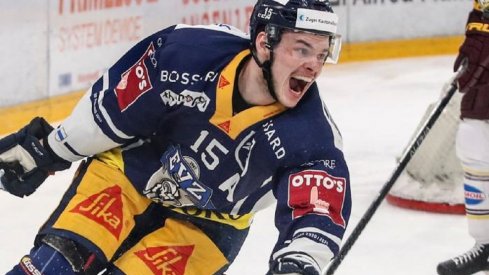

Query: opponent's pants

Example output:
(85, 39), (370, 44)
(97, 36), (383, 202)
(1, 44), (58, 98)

(457, 119), (489, 244)
(9, 158), (250, 275)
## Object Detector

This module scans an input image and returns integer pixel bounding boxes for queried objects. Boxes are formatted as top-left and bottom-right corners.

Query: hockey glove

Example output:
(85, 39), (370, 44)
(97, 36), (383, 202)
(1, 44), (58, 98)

(0, 117), (71, 197)
(454, 9), (489, 92)
(268, 252), (321, 275)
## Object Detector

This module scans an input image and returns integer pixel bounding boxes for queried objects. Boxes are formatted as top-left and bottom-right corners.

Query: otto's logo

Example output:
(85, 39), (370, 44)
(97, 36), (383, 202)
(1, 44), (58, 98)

(464, 184), (487, 205)
(290, 170), (344, 192)
(70, 185), (123, 239)
(116, 42), (156, 111)
(135, 245), (194, 275)
(288, 170), (346, 228)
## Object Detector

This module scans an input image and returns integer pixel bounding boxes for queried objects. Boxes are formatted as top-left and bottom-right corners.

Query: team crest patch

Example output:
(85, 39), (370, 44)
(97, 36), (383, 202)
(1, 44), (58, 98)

(70, 185), (124, 239)
(115, 42), (156, 111)
(288, 170), (346, 228)
(134, 245), (194, 275)
(54, 126), (68, 142)
(144, 145), (213, 208)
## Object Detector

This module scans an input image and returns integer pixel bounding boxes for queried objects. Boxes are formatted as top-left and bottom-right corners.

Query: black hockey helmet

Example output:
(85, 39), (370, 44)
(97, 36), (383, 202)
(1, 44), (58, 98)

(249, 0), (341, 63)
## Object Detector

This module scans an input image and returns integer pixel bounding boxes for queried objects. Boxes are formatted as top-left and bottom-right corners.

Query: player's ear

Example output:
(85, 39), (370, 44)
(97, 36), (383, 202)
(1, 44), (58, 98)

(255, 31), (271, 60)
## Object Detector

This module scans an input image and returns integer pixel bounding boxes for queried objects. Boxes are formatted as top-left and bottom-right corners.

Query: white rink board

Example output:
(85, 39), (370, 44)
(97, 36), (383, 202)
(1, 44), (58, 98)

(48, 0), (255, 96)
(0, 2), (48, 107)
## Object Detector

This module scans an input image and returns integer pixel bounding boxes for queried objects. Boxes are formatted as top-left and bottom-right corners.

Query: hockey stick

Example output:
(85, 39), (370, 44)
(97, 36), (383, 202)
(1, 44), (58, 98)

(0, 169), (5, 191)
(323, 62), (467, 275)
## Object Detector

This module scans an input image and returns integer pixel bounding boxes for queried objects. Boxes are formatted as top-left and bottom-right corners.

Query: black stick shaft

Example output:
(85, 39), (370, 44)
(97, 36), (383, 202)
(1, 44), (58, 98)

(324, 81), (459, 275)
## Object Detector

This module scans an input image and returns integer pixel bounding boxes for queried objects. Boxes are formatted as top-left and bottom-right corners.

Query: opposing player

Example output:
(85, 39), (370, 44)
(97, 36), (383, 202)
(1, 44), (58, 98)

(437, 1), (489, 274)
(0, 0), (351, 274)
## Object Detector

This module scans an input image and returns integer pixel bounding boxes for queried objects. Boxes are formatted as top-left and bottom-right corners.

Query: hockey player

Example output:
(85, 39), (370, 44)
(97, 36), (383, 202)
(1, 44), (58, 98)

(437, 1), (489, 274)
(0, 0), (350, 274)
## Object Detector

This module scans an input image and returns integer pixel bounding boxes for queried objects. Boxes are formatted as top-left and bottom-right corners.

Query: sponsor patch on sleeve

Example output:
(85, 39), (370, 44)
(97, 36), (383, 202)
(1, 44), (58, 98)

(115, 43), (156, 111)
(288, 170), (346, 228)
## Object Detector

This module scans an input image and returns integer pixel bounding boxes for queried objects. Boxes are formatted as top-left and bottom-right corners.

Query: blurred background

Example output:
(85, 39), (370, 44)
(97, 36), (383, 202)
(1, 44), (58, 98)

(0, 0), (471, 135)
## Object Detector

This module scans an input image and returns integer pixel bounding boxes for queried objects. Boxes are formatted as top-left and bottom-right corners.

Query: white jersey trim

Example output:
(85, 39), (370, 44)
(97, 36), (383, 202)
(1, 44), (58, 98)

(47, 91), (121, 162)
(100, 72), (133, 140)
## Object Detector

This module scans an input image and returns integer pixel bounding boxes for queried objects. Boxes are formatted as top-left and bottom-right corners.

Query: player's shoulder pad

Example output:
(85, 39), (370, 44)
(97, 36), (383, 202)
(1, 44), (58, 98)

(280, 85), (344, 152)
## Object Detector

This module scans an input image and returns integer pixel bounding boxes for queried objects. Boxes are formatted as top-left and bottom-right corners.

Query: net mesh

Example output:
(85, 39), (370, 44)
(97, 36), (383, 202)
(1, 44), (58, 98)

(387, 92), (465, 214)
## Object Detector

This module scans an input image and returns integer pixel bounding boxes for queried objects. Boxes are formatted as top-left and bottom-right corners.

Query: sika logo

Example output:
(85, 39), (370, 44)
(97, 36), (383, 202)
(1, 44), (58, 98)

(135, 245), (194, 275)
(70, 185), (123, 239)
(288, 170), (346, 228)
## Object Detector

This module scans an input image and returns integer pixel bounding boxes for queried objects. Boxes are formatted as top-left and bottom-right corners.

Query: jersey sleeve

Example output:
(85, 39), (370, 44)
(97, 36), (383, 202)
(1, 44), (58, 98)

(47, 27), (176, 162)
(270, 151), (351, 271)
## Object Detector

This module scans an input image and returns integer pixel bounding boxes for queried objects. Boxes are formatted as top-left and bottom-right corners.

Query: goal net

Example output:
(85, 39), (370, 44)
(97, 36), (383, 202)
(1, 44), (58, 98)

(387, 91), (465, 214)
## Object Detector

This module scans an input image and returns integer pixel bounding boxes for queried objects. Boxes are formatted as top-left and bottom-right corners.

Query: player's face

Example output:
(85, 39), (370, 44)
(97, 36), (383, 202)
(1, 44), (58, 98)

(272, 31), (330, 108)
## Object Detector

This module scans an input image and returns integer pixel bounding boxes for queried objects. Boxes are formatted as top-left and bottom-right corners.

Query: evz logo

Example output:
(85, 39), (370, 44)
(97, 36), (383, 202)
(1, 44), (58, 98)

(144, 145), (213, 208)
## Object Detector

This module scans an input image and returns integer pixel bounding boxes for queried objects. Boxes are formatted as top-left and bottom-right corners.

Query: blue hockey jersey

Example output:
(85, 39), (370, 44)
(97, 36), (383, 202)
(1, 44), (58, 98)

(47, 23), (351, 269)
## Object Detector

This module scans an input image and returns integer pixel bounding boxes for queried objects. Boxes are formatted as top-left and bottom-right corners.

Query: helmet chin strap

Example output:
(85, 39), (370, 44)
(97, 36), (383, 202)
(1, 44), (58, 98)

(251, 48), (278, 101)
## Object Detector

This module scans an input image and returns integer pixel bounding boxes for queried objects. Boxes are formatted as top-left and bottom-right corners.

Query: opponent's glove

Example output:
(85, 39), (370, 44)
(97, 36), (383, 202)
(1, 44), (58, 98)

(454, 9), (489, 91)
(268, 252), (321, 275)
(0, 117), (71, 197)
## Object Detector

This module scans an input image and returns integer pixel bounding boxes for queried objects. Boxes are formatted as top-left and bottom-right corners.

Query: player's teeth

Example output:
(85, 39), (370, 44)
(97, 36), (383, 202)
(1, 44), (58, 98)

(293, 76), (312, 82)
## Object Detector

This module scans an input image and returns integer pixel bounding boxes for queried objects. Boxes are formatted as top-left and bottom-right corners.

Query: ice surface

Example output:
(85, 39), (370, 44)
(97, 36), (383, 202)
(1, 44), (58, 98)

(1, 55), (482, 275)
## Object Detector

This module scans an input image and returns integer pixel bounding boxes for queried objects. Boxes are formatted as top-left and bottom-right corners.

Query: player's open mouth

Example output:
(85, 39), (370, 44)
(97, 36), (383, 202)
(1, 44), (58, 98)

(289, 76), (313, 95)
